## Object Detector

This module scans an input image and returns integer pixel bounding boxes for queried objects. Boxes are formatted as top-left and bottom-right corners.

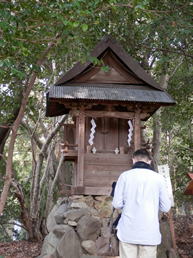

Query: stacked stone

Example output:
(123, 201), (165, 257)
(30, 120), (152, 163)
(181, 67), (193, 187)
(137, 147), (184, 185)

(39, 195), (118, 258)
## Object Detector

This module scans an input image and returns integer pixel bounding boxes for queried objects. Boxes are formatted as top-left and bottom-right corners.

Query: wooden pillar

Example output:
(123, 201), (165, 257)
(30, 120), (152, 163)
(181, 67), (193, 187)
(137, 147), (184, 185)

(134, 108), (141, 150)
(76, 111), (85, 186)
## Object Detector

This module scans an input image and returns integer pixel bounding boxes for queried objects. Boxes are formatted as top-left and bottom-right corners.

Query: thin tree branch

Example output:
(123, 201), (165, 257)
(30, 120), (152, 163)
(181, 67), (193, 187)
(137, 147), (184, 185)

(180, 147), (193, 153)
(40, 144), (54, 189)
(0, 125), (12, 128)
(46, 154), (65, 214)
(21, 122), (43, 150)
(141, 44), (193, 59)
(170, 58), (184, 78)
(149, 56), (156, 69)
(50, 154), (65, 196)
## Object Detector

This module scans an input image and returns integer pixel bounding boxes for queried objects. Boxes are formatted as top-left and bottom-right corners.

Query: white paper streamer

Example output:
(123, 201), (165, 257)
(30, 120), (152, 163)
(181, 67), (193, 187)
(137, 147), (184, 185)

(88, 118), (96, 145)
(127, 120), (133, 146)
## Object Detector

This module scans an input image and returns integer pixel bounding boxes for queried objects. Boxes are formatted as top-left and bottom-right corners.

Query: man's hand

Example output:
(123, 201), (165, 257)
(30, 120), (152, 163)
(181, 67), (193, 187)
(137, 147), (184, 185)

(161, 212), (170, 222)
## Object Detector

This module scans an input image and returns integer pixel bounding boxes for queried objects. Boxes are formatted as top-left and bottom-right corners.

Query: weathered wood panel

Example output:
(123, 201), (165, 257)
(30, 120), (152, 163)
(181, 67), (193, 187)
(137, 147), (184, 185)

(71, 110), (134, 119)
(85, 117), (132, 154)
(84, 186), (111, 195)
(85, 153), (131, 164)
(84, 153), (131, 187)
(71, 49), (144, 85)
(63, 124), (76, 144)
(118, 118), (130, 152)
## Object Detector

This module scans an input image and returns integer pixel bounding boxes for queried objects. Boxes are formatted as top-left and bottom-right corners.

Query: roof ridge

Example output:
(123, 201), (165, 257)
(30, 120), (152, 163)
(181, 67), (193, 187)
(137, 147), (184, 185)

(54, 36), (162, 91)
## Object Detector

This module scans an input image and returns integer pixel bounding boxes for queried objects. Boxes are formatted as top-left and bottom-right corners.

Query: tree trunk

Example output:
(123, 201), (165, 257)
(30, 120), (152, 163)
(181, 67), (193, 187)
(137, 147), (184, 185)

(152, 110), (161, 171)
(11, 180), (35, 240)
(0, 39), (58, 215)
(30, 115), (67, 220)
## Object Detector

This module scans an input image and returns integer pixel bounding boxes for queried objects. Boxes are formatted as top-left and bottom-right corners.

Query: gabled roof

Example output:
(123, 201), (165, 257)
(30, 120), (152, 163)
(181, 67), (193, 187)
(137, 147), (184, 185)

(55, 35), (162, 90)
(46, 36), (175, 117)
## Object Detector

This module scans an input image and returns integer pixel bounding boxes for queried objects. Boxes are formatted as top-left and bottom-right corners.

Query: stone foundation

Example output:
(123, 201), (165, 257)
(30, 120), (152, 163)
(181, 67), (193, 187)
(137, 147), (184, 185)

(39, 195), (178, 258)
(38, 195), (119, 258)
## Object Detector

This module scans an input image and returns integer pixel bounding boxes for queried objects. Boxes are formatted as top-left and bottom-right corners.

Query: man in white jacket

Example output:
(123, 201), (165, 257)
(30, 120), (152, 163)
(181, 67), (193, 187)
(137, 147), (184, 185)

(112, 149), (171, 258)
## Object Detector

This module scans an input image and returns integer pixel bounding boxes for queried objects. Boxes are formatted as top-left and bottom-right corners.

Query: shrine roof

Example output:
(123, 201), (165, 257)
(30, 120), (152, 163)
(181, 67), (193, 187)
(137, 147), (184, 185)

(46, 36), (175, 117)
(48, 84), (174, 104)
(54, 36), (161, 90)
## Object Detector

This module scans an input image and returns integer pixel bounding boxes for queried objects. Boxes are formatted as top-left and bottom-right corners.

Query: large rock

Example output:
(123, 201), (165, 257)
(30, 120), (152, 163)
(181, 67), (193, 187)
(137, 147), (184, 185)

(56, 225), (81, 258)
(52, 225), (71, 238)
(63, 208), (88, 222)
(39, 233), (58, 257)
(101, 224), (111, 238)
(46, 205), (60, 233)
(81, 240), (96, 255)
(77, 215), (101, 241)
(46, 198), (68, 232)
(40, 224), (81, 258)
(54, 203), (69, 224)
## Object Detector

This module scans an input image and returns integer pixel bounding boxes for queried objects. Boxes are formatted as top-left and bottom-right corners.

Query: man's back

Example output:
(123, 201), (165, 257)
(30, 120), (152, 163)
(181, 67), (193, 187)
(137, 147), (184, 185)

(112, 168), (171, 245)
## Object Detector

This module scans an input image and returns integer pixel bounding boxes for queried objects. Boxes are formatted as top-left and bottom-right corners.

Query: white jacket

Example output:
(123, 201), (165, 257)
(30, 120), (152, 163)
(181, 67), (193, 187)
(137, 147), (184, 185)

(112, 168), (171, 245)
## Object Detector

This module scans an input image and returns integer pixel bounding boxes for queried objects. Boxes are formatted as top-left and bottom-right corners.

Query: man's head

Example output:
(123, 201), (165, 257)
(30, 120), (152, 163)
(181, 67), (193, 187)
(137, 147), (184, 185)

(132, 149), (151, 164)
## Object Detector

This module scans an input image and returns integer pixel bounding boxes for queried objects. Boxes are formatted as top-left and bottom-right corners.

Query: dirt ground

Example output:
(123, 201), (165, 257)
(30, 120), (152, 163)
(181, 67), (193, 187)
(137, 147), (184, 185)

(0, 215), (192, 258)
(174, 215), (193, 258)
(0, 240), (42, 258)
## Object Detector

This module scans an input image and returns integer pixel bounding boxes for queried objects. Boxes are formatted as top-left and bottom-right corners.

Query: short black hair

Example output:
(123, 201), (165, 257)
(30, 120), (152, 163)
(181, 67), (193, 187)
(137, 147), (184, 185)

(133, 149), (151, 160)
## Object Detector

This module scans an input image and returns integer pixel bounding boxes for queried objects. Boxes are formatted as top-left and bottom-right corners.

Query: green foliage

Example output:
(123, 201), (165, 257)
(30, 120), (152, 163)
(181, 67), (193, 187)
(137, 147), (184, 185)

(101, 65), (110, 72)
(159, 62), (193, 205)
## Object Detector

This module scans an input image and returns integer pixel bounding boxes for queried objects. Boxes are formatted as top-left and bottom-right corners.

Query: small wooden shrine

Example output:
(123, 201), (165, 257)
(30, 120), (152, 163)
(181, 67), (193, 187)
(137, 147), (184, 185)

(46, 36), (175, 195)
